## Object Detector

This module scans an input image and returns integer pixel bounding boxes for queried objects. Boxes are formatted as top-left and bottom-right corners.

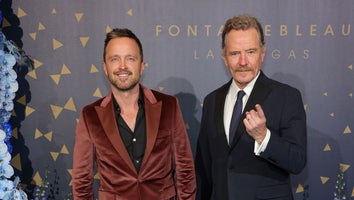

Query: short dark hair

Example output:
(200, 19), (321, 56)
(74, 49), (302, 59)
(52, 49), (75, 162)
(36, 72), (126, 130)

(221, 14), (265, 50)
(103, 28), (143, 61)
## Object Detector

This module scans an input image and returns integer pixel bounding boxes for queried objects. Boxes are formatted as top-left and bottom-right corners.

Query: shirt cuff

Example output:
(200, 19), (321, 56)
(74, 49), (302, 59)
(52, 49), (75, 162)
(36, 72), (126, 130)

(254, 129), (271, 156)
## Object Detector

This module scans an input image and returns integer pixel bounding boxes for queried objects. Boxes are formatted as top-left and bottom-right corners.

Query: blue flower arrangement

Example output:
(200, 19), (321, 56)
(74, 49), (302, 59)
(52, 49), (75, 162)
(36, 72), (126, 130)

(0, 12), (28, 199)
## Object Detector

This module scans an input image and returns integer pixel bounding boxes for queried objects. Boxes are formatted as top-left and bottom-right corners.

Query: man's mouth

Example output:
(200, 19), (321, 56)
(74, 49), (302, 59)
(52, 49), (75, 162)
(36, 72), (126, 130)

(115, 71), (131, 77)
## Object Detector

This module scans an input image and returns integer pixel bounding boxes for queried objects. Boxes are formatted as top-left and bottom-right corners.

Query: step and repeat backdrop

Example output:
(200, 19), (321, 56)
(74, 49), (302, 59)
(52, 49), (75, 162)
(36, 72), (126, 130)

(2, 0), (354, 199)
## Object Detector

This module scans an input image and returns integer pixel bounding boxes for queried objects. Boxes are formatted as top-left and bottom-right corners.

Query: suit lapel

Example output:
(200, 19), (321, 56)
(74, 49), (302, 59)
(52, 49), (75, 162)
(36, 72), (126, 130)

(141, 88), (161, 169)
(95, 94), (137, 174)
(231, 72), (272, 147)
(215, 80), (232, 148)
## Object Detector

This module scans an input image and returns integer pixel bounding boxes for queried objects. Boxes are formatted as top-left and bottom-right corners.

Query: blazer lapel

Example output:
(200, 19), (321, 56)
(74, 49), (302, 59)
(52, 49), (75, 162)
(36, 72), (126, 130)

(231, 72), (271, 147)
(95, 93), (137, 174)
(215, 80), (232, 148)
(140, 88), (161, 170)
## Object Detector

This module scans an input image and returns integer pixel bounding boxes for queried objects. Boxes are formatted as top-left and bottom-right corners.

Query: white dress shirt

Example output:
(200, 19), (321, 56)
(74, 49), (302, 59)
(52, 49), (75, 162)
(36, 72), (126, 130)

(223, 72), (270, 155)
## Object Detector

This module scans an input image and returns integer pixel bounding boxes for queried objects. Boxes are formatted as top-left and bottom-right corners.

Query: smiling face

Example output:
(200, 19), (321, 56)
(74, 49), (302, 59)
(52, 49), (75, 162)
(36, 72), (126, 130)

(103, 37), (145, 92)
(222, 28), (266, 89)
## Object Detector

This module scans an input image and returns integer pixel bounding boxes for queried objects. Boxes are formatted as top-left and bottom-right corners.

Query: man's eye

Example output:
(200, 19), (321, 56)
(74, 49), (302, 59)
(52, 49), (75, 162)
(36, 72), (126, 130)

(110, 57), (119, 62)
(127, 57), (136, 62)
(247, 50), (256, 55)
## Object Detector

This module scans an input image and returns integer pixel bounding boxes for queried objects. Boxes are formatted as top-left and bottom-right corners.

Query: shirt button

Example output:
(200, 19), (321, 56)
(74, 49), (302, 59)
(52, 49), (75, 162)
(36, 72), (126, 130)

(133, 138), (136, 142)
(136, 160), (140, 163)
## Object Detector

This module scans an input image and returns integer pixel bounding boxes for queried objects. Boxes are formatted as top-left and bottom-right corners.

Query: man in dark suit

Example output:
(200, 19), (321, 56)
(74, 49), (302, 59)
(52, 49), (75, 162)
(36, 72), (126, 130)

(72, 28), (196, 199)
(195, 14), (307, 200)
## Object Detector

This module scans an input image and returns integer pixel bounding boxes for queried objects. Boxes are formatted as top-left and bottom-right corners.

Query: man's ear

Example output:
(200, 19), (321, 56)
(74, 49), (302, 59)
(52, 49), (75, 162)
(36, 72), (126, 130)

(140, 61), (146, 74)
(261, 46), (266, 63)
(103, 62), (108, 76)
(221, 49), (228, 66)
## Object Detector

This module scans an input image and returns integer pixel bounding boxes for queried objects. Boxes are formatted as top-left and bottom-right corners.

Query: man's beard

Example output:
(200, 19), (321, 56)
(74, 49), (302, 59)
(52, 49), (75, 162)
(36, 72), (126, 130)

(108, 73), (140, 92)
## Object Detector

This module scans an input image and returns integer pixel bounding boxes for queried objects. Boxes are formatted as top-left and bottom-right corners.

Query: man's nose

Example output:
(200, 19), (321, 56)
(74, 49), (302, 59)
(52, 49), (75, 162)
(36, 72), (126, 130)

(239, 53), (248, 66)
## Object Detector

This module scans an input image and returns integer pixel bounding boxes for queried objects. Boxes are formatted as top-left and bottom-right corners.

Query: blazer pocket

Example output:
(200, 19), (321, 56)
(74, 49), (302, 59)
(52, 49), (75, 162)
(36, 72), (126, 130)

(256, 183), (292, 200)
(153, 130), (172, 154)
(156, 129), (171, 139)
(160, 182), (177, 199)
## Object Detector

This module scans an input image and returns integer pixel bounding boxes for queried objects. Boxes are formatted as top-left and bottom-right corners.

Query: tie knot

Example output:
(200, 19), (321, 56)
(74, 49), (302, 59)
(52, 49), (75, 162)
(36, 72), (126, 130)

(237, 90), (246, 100)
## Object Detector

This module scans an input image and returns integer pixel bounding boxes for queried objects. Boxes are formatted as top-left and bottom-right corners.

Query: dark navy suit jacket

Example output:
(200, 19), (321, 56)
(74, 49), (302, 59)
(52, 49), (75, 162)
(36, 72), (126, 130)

(195, 71), (307, 200)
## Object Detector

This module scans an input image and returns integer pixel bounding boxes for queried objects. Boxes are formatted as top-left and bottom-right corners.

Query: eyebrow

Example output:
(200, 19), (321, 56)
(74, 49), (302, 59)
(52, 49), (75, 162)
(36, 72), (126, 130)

(107, 54), (137, 58)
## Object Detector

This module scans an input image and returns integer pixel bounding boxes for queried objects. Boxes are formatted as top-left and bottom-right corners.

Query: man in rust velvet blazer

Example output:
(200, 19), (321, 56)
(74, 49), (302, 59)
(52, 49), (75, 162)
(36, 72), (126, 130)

(72, 28), (196, 200)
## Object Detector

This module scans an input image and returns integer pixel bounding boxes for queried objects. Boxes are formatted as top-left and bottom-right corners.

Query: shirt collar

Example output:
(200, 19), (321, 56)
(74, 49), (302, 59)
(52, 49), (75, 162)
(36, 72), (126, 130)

(113, 86), (145, 114)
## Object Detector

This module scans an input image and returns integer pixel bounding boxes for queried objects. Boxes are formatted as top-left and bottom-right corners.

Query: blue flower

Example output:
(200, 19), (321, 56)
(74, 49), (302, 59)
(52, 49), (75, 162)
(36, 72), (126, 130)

(0, 179), (14, 198)
(0, 157), (14, 178)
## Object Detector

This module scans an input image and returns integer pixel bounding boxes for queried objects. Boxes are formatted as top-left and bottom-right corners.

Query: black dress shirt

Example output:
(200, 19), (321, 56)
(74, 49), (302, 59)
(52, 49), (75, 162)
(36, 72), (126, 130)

(113, 89), (146, 172)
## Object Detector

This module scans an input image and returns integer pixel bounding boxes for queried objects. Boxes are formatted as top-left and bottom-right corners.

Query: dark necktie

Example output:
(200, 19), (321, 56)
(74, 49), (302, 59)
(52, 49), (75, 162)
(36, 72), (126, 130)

(229, 90), (246, 145)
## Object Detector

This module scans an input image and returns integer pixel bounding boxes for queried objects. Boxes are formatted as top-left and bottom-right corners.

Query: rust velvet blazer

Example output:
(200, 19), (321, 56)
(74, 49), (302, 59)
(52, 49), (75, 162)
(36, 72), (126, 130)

(72, 86), (196, 200)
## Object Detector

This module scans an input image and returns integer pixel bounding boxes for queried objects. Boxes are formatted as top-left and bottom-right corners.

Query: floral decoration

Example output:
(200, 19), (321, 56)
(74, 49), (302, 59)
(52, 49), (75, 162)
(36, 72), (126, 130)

(0, 17), (28, 200)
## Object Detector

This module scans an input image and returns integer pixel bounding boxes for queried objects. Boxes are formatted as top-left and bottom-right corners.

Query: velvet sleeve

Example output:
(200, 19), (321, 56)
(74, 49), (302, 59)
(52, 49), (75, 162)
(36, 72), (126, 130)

(172, 99), (197, 199)
(72, 108), (95, 200)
